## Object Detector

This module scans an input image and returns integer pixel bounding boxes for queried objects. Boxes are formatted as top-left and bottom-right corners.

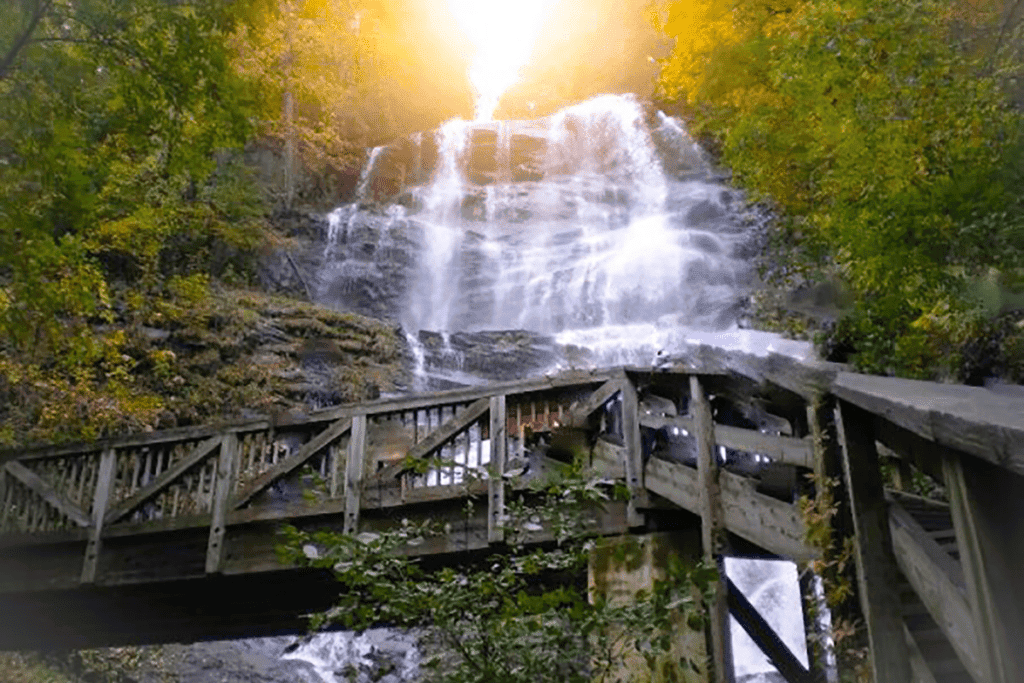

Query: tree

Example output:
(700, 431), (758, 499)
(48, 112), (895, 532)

(278, 460), (717, 683)
(0, 0), (268, 443)
(655, 0), (1024, 379)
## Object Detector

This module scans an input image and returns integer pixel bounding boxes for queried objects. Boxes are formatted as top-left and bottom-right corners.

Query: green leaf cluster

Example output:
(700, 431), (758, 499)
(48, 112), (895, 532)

(656, 0), (1024, 380)
(278, 469), (712, 683)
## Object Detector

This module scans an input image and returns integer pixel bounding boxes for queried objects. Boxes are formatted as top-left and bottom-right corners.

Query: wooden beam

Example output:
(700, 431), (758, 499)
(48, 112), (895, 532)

(726, 575), (815, 683)
(206, 434), (237, 574)
(833, 372), (1024, 476)
(641, 414), (813, 469)
(488, 395), (506, 544)
(690, 375), (730, 683)
(3, 461), (90, 527)
(231, 418), (352, 510)
(81, 447), (117, 584)
(645, 457), (816, 561)
(374, 398), (489, 482)
(942, 452), (1024, 683)
(718, 467), (817, 562)
(835, 401), (911, 683)
(563, 379), (620, 427)
(888, 498), (983, 683)
(620, 375), (645, 527)
(344, 415), (367, 535)
(105, 436), (222, 525)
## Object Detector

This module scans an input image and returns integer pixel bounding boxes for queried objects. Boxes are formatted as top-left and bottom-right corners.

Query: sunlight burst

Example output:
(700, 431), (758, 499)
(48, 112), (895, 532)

(448, 0), (555, 120)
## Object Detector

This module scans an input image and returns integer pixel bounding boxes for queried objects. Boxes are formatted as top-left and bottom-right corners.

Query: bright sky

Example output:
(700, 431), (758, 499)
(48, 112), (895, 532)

(447, 0), (555, 120)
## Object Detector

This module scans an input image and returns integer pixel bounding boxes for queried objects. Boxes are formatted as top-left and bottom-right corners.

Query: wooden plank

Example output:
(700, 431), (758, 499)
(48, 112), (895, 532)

(344, 415), (367, 535)
(835, 401), (911, 683)
(620, 375), (645, 527)
(726, 575), (815, 683)
(105, 436), (222, 525)
(690, 375), (730, 683)
(718, 468), (817, 561)
(563, 379), (620, 427)
(833, 372), (1024, 476)
(942, 453), (1024, 683)
(313, 368), (619, 421)
(230, 419), (352, 510)
(488, 395), (506, 543)
(205, 435), (237, 574)
(3, 461), (90, 528)
(0, 420), (274, 465)
(81, 447), (117, 584)
(888, 498), (983, 683)
(641, 414), (813, 469)
(374, 398), (490, 482)
(646, 457), (815, 560)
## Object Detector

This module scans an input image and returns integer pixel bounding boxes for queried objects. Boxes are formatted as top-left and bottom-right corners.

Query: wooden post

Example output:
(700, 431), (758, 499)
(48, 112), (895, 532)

(488, 395), (506, 543)
(943, 452), (1024, 683)
(834, 402), (911, 683)
(344, 414), (367, 535)
(619, 372), (645, 527)
(206, 433), (238, 574)
(81, 447), (117, 584)
(690, 375), (731, 683)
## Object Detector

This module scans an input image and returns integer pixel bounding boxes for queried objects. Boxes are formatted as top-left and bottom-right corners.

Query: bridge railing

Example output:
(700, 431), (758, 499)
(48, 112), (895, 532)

(832, 373), (1024, 683)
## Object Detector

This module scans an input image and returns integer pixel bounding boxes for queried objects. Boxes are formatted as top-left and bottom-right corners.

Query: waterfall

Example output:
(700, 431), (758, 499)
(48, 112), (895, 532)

(307, 93), (817, 681)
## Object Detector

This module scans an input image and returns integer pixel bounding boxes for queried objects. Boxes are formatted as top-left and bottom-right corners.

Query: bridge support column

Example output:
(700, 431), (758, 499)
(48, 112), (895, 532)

(588, 531), (706, 682)
(206, 433), (238, 574)
(344, 414), (367, 535)
(81, 446), (117, 584)
(620, 372), (645, 528)
(487, 395), (506, 544)
(943, 453), (1024, 683)
(691, 375), (732, 683)
(835, 402), (911, 683)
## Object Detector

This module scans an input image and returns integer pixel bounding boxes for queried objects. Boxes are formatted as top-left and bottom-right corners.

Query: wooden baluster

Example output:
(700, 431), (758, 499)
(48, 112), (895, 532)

(206, 433), (239, 574)
(0, 470), (12, 531)
(488, 395), (506, 544)
(344, 414), (367, 535)
(620, 373), (645, 527)
(835, 401), (911, 683)
(81, 447), (117, 584)
(691, 374), (732, 683)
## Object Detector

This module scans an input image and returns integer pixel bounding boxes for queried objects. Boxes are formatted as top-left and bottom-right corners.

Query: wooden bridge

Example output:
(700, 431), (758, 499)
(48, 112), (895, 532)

(0, 347), (1022, 683)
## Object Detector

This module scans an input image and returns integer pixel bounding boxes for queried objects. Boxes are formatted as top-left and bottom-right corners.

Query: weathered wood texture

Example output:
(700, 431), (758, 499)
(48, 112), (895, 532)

(374, 398), (489, 482)
(231, 419), (351, 510)
(344, 415), (367, 536)
(888, 498), (982, 683)
(836, 401), (912, 683)
(942, 453), (1024, 683)
(620, 375), (645, 527)
(206, 434), (237, 574)
(644, 457), (816, 561)
(488, 395), (506, 544)
(690, 375), (730, 683)
(833, 372), (1024, 475)
(81, 448), (117, 584)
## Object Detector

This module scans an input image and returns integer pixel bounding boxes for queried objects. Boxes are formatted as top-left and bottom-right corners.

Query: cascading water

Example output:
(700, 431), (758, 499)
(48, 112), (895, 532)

(316, 93), (809, 387)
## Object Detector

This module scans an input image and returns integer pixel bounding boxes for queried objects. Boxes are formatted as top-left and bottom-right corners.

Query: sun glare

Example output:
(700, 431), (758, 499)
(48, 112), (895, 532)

(447, 0), (555, 121)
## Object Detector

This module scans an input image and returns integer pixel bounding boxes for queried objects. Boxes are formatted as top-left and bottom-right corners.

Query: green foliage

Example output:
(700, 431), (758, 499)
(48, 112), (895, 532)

(278, 466), (712, 683)
(656, 0), (1024, 380)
